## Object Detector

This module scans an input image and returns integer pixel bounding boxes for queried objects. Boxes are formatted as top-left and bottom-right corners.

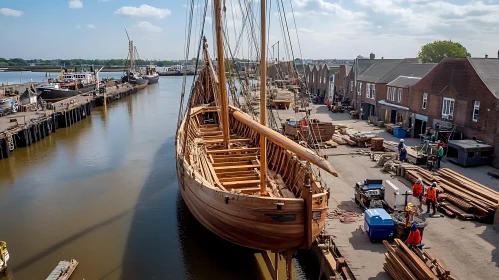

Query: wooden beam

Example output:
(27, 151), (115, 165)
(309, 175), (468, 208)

(213, 164), (260, 171)
(261, 251), (277, 280)
(207, 147), (260, 154)
(212, 161), (252, 167)
(202, 138), (251, 145)
(212, 155), (258, 163)
(216, 170), (259, 177)
(219, 175), (259, 182)
(222, 180), (261, 187)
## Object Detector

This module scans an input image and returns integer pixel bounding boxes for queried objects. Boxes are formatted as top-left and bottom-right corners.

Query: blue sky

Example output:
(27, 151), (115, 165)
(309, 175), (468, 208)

(1, 0), (499, 60)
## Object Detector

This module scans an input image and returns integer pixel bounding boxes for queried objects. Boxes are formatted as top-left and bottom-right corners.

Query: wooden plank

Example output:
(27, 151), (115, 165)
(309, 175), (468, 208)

(212, 155), (258, 163)
(214, 164), (260, 171)
(202, 138), (252, 144)
(212, 161), (252, 167)
(222, 180), (261, 187)
(383, 241), (417, 280)
(207, 147), (260, 154)
(395, 239), (437, 280)
(219, 175), (259, 182)
(216, 170), (258, 177)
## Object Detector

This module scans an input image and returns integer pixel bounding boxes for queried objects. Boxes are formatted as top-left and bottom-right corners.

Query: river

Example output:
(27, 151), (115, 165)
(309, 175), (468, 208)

(0, 75), (317, 280)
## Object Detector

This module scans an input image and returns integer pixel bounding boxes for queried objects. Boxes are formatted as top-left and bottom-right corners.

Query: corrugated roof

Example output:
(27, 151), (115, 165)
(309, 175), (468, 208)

(468, 58), (499, 99)
(378, 63), (437, 84)
(387, 76), (422, 88)
(357, 59), (404, 83)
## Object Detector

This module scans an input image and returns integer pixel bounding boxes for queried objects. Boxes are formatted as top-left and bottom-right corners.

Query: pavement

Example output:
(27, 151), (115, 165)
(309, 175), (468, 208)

(274, 104), (499, 280)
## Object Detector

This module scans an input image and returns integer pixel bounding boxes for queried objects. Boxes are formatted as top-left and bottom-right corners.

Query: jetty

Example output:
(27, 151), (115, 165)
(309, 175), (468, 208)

(0, 83), (148, 160)
(46, 259), (79, 280)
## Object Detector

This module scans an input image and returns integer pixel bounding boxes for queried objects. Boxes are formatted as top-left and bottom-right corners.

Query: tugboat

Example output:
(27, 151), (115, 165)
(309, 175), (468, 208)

(36, 68), (99, 102)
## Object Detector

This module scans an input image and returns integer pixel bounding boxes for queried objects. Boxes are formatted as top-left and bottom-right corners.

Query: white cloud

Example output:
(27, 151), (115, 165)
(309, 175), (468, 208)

(69, 0), (83, 9)
(205, 16), (212, 25)
(134, 21), (162, 33)
(0, 8), (23, 17)
(87, 24), (96, 29)
(115, 4), (171, 19)
(76, 25), (81, 29)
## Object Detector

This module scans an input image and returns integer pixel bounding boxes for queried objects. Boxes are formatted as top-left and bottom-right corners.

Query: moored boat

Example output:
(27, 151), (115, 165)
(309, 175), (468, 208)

(143, 66), (159, 84)
(0, 241), (9, 272)
(37, 70), (97, 102)
(175, 2), (337, 277)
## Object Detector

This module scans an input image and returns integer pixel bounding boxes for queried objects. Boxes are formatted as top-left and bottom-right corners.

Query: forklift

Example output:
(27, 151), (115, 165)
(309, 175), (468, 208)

(354, 179), (385, 209)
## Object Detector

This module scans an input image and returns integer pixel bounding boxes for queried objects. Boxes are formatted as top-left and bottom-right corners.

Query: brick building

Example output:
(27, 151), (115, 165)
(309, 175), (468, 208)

(376, 63), (436, 126)
(333, 64), (352, 98)
(304, 64), (339, 101)
(408, 58), (499, 167)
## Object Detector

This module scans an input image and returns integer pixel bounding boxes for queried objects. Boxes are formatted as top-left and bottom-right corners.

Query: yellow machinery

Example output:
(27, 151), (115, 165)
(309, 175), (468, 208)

(0, 241), (9, 271)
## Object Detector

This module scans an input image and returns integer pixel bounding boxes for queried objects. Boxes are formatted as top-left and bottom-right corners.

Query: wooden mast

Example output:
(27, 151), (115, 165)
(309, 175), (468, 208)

(259, 0), (267, 195)
(214, 0), (230, 147)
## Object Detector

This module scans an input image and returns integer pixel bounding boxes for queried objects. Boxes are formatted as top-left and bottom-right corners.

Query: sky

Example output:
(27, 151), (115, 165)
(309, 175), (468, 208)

(1, 0), (499, 60)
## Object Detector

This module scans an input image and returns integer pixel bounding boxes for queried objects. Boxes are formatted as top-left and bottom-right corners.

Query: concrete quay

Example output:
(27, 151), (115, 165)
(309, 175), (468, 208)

(272, 103), (499, 280)
(0, 84), (147, 160)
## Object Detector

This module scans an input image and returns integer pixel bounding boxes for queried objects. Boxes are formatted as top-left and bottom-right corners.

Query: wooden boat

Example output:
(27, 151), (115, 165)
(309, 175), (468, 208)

(175, 1), (337, 277)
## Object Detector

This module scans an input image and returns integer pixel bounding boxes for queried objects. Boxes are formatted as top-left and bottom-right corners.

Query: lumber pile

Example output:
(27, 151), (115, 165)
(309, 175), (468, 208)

(403, 166), (498, 223)
(331, 134), (346, 145)
(384, 140), (426, 165)
(282, 119), (335, 142)
(383, 239), (456, 280)
(371, 137), (384, 151)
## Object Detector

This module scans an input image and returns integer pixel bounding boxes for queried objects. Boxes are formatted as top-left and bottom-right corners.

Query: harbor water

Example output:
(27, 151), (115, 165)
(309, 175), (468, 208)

(0, 75), (316, 280)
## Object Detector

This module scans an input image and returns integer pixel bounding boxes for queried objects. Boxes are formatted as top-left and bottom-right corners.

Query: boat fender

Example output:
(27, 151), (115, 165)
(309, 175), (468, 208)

(276, 202), (284, 210)
(224, 195), (230, 204)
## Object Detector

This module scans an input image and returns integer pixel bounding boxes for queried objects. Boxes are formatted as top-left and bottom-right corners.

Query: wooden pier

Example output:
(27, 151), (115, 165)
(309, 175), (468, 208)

(46, 259), (79, 280)
(0, 83), (147, 160)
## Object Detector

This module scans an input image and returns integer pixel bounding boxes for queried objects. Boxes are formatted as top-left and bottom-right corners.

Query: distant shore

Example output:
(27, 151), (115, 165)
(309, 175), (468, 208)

(0, 67), (126, 72)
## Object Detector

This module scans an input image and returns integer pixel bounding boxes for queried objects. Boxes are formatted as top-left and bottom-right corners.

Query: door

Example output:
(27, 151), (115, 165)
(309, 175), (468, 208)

(390, 110), (397, 123)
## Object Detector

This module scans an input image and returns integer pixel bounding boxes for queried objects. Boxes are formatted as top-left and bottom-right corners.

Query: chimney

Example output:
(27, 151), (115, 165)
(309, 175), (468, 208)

(485, 54), (488, 59)
(497, 50), (499, 58)
(370, 53), (375, 60)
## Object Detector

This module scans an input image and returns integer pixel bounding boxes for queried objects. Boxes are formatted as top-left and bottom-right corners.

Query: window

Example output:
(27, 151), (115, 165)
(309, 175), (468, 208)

(357, 82), (362, 95)
(350, 81), (353, 92)
(387, 87), (396, 102)
(366, 83), (370, 97)
(313, 76), (315, 83)
(472, 101), (480, 122)
(371, 84), (376, 99)
(422, 93), (428, 109)
(397, 88), (402, 103)
(442, 97), (455, 119)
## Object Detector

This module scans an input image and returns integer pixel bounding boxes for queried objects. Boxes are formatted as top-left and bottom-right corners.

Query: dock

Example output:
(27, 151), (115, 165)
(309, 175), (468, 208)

(46, 259), (79, 280)
(0, 83), (147, 160)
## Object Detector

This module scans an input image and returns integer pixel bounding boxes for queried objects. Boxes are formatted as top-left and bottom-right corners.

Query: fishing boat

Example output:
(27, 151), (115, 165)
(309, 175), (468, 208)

(143, 65), (159, 84)
(121, 30), (150, 86)
(175, 1), (336, 278)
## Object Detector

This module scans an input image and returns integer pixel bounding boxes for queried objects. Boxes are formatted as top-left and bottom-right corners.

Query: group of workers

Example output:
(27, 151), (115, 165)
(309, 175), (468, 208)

(404, 178), (440, 247)
(398, 138), (445, 170)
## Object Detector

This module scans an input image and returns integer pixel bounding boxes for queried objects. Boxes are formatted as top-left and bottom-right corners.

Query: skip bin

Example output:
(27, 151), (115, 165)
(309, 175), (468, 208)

(364, 208), (394, 242)
(393, 128), (407, 139)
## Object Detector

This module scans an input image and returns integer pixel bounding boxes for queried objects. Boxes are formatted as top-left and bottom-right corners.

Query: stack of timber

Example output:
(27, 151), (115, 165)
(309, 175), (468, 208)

(403, 166), (498, 223)
(384, 123), (402, 134)
(282, 119), (335, 142)
(371, 138), (384, 151)
(331, 133), (347, 145)
(384, 140), (426, 165)
(383, 239), (456, 280)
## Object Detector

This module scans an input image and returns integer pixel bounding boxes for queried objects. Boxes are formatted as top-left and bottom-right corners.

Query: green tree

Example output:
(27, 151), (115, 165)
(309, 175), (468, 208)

(418, 40), (471, 63)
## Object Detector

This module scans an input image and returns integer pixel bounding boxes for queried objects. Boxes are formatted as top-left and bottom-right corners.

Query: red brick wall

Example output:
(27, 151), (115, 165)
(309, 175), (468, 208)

(410, 58), (499, 167)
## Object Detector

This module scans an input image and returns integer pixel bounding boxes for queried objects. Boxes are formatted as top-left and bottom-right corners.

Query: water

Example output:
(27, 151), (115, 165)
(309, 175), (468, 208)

(0, 71), (124, 85)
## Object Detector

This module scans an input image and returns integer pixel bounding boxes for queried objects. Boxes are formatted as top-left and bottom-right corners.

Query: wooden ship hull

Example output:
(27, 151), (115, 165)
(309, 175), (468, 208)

(175, 36), (337, 253)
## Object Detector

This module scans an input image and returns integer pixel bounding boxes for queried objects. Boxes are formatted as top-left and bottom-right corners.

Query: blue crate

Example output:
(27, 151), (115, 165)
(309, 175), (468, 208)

(364, 208), (394, 242)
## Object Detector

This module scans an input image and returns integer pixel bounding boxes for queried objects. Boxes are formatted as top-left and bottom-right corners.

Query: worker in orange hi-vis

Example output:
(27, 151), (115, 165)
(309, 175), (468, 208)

(406, 223), (423, 247)
(411, 178), (424, 209)
(325, 98), (331, 110)
(426, 182), (438, 216)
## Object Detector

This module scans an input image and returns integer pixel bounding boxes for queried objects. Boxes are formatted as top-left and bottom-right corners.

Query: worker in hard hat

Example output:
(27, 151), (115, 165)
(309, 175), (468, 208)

(412, 178), (424, 208)
(426, 182), (438, 216)
(406, 223), (423, 247)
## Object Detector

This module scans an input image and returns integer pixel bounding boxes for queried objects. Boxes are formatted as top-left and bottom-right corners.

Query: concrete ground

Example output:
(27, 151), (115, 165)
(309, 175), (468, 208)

(274, 104), (499, 280)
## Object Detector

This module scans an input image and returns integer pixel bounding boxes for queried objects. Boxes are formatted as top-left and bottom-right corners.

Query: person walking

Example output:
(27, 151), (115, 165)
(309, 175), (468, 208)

(412, 178), (424, 208)
(436, 144), (444, 169)
(426, 182), (438, 216)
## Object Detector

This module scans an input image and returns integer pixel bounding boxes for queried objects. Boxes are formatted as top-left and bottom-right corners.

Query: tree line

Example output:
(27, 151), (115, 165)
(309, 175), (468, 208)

(0, 57), (256, 68)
